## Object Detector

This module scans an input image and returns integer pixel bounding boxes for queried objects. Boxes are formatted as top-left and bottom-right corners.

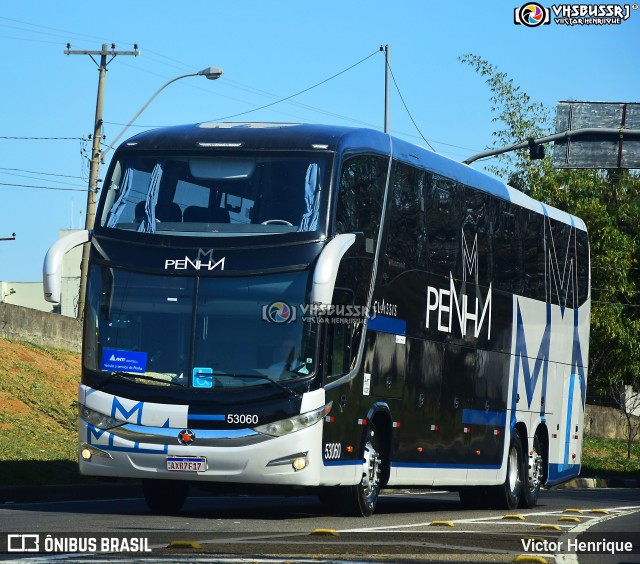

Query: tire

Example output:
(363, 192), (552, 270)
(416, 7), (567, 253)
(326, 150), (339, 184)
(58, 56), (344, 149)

(142, 479), (188, 514)
(339, 423), (382, 517)
(458, 486), (490, 509)
(520, 435), (542, 509)
(492, 427), (524, 510)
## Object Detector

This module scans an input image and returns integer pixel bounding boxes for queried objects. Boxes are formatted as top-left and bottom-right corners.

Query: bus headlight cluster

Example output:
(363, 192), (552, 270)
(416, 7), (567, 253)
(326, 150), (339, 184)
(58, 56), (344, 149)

(78, 404), (124, 430)
(254, 402), (332, 437)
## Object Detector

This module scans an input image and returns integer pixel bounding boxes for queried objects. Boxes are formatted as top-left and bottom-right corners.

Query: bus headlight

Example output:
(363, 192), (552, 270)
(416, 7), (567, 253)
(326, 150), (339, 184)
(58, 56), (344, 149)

(254, 402), (332, 437)
(78, 404), (124, 430)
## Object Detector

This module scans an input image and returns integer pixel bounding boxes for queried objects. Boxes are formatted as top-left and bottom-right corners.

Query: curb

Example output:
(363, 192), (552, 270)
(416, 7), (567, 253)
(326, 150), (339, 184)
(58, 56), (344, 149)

(554, 476), (640, 489)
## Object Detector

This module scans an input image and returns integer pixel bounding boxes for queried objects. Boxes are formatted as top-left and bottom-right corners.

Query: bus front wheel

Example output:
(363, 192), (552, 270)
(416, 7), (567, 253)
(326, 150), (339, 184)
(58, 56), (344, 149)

(142, 479), (188, 514)
(493, 427), (524, 510)
(339, 423), (382, 517)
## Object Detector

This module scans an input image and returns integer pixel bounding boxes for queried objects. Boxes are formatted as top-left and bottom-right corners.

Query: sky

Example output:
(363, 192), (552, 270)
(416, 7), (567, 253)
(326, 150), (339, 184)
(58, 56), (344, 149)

(0, 1), (638, 283)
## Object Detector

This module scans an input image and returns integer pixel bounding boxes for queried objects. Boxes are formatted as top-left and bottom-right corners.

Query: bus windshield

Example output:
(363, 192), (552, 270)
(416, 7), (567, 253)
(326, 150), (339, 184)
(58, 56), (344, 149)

(83, 266), (317, 390)
(99, 151), (330, 236)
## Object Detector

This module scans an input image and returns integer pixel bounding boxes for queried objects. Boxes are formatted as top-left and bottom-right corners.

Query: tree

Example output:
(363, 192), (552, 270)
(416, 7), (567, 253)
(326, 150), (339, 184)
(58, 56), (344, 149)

(459, 54), (640, 419)
(609, 382), (640, 459)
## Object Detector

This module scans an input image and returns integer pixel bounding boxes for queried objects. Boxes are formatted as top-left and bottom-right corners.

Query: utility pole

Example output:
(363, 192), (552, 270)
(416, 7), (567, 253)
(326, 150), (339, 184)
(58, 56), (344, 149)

(65, 43), (139, 319)
(382, 44), (391, 134)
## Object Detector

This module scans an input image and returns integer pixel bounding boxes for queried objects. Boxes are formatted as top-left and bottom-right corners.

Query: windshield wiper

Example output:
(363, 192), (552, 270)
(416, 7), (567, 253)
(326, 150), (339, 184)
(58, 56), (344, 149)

(214, 371), (301, 398)
(98, 371), (186, 388)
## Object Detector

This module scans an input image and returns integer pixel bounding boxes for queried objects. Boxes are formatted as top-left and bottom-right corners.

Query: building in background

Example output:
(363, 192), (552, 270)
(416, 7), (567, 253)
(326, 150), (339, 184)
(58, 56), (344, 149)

(0, 229), (81, 317)
(0, 280), (51, 313)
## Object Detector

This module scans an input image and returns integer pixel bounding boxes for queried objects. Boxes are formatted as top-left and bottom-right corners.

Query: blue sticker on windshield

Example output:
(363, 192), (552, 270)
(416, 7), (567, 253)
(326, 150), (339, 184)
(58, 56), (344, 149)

(192, 367), (214, 389)
(101, 349), (147, 373)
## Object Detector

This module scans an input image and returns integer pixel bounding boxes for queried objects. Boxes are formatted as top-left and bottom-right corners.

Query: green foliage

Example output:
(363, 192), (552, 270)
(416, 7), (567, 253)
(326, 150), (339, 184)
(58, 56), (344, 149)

(581, 436), (640, 479)
(460, 54), (640, 397)
(459, 54), (551, 185)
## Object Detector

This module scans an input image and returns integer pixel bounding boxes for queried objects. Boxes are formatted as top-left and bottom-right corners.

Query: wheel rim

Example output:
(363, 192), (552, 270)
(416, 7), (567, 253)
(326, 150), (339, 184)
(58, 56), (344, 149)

(507, 444), (521, 495)
(361, 438), (381, 508)
(529, 445), (543, 491)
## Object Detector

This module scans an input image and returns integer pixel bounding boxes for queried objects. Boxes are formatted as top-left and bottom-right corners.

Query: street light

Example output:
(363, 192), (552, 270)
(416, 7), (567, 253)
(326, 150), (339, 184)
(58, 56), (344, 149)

(76, 65), (224, 319)
(102, 66), (224, 161)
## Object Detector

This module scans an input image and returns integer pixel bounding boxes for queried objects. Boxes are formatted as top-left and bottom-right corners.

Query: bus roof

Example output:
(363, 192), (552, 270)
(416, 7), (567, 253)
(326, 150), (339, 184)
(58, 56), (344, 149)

(122, 122), (586, 232)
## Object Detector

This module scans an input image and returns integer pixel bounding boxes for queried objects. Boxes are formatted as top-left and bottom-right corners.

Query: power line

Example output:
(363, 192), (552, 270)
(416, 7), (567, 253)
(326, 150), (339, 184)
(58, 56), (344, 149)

(0, 170), (86, 189)
(0, 166), (84, 179)
(0, 16), (126, 45)
(207, 49), (381, 122)
(385, 59), (435, 152)
(0, 135), (84, 140)
(101, 52), (384, 131)
(0, 181), (86, 192)
(2, 17), (475, 155)
(1, 17), (478, 158)
(0, 34), (61, 46)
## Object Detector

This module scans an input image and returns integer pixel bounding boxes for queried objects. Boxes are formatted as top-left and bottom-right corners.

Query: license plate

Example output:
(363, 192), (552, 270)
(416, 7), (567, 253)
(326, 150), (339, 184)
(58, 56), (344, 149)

(166, 456), (207, 472)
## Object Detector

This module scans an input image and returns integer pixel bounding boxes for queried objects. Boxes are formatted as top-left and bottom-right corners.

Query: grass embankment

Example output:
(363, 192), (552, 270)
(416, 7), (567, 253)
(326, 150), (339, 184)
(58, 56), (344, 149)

(581, 436), (640, 481)
(0, 338), (638, 486)
(0, 339), (83, 485)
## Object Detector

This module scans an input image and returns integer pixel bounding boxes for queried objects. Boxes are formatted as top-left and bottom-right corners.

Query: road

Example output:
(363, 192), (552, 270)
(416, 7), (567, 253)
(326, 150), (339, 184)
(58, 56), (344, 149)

(0, 487), (639, 563)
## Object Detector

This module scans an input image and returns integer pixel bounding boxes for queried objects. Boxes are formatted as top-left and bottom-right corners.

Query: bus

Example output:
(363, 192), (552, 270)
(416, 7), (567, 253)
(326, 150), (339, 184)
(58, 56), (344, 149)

(44, 122), (590, 517)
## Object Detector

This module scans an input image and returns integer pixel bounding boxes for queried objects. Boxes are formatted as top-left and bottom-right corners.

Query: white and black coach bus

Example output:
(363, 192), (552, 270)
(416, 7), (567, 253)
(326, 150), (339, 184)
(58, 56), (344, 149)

(44, 123), (590, 516)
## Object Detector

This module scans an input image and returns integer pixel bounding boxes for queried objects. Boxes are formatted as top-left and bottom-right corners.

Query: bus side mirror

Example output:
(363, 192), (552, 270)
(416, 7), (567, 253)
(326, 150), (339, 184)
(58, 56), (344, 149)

(43, 230), (90, 304)
(311, 233), (357, 305)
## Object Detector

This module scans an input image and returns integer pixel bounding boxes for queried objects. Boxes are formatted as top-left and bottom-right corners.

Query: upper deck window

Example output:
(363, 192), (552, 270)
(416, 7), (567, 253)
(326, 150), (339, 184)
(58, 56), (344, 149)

(99, 151), (331, 236)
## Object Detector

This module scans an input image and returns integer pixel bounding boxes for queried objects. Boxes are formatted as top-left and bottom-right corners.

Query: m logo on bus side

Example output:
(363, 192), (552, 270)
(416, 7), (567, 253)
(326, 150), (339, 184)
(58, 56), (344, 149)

(425, 230), (492, 340)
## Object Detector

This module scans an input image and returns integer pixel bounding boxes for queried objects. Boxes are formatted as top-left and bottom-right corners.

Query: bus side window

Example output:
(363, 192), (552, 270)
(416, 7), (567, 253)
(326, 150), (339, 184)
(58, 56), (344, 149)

(325, 322), (350, 377)
(324, 288), (361, 378)
(385, 161), (427, 272)
(494, 202), (519, 293)
(334, 155), (387, 250)
(426, 175), (460, 277)
(523, 210), (546, 301)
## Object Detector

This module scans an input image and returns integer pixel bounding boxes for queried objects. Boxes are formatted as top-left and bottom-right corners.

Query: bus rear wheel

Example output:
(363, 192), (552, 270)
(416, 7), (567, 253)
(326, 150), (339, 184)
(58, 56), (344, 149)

(520, 435), (542, 508)
(493, 427), (524, 510)
(142, 479), (188, 514)
(339, 423), (382, 517)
